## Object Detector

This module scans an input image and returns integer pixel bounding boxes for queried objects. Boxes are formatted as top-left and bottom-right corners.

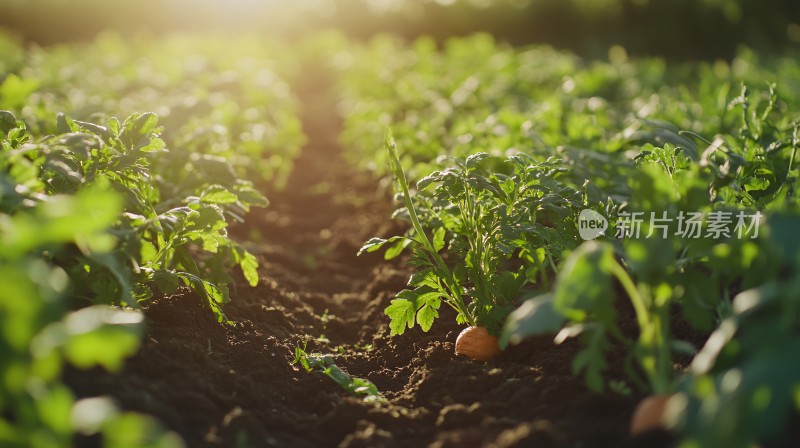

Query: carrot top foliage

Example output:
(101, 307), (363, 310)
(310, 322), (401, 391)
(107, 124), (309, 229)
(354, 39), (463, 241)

(349, 34), (800, 447)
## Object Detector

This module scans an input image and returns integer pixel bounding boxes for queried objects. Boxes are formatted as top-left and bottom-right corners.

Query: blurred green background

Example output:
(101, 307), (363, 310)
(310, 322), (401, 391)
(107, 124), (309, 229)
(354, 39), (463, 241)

(1, 0), (798, 59)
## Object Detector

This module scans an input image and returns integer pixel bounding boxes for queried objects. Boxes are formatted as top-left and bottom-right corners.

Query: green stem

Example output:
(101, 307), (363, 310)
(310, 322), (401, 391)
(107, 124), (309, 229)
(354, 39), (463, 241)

(385, 130), (475, 326)
(546, 250), (559, 274)
(530, 248), (550, 290)
(787, 123), (798, 182)
(609, 262), (648, 331)
(653, 305), (671, 395)
(609, 261), (670, 394)
(151, 239), (174, 266)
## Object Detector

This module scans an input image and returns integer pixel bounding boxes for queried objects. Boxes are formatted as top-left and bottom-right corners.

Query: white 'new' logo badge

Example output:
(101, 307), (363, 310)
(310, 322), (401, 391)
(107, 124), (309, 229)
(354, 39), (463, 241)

(578, 209), (608, 240)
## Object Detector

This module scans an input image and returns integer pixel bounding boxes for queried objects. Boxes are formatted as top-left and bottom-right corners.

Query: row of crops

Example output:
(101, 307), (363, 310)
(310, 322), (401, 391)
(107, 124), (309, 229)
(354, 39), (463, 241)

(2, 29), (799, 447)
(341, 35), (800, 446)
(0, 33), (304, 447)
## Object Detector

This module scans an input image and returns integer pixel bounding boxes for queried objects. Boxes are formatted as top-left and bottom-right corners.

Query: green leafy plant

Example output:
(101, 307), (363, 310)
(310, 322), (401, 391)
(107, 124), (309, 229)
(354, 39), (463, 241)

(0, 107), (271, 446)
(2, 111), (264, 321)
(671, 214), (800, 448)
(292, 345), (385, 404)
(501, 241), (676, 393)
(360, 130), (585, 337)
(0, 31), (303, 446)
(359, 130), (475, 333)
(500, 147), (777, 395)
(501, 81), (795, 392)
(0, 172), (182, 448)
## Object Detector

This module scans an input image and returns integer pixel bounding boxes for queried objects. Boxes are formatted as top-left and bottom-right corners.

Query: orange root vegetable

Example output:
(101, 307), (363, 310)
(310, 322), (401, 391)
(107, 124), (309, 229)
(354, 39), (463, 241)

(455, 326), (500, 361)
(630, 394), (673, 436)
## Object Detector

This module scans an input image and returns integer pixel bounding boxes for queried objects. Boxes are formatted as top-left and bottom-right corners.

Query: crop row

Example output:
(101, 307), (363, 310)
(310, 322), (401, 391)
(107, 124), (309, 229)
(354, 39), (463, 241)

(0, 33), (305, 447)
(342, 34), (800, 446)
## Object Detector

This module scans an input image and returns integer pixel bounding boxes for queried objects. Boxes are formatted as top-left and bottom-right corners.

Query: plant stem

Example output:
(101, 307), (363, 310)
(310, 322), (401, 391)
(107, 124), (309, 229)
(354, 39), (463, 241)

(385, 130), (476, 325)
(609, 261), (670, 394)
(609, 262), (648, 330)
(653, 304), (671, 395)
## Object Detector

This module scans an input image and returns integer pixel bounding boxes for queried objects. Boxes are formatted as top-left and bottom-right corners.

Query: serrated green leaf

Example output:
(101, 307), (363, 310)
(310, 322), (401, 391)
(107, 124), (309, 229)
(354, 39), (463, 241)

(465, 152), (489, 169)
(385, 298), (416, 335)
(384, 237), (411, 259)
(234, 183), (269, 208)
(138, 137), (165, 153)
(416, 304), (436, 331)
(358, 236), (405, 256)
(432, 227), (446, 252)
(201, 185), (239, 204)
(408, 269), (439, 289)
(107, 116), (120, 136)
(240, 250), (259, 287)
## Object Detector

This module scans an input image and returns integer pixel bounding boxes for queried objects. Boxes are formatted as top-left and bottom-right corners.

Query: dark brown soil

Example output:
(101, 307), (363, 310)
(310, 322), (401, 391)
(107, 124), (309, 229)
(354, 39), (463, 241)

(65, 69), (676, 448)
